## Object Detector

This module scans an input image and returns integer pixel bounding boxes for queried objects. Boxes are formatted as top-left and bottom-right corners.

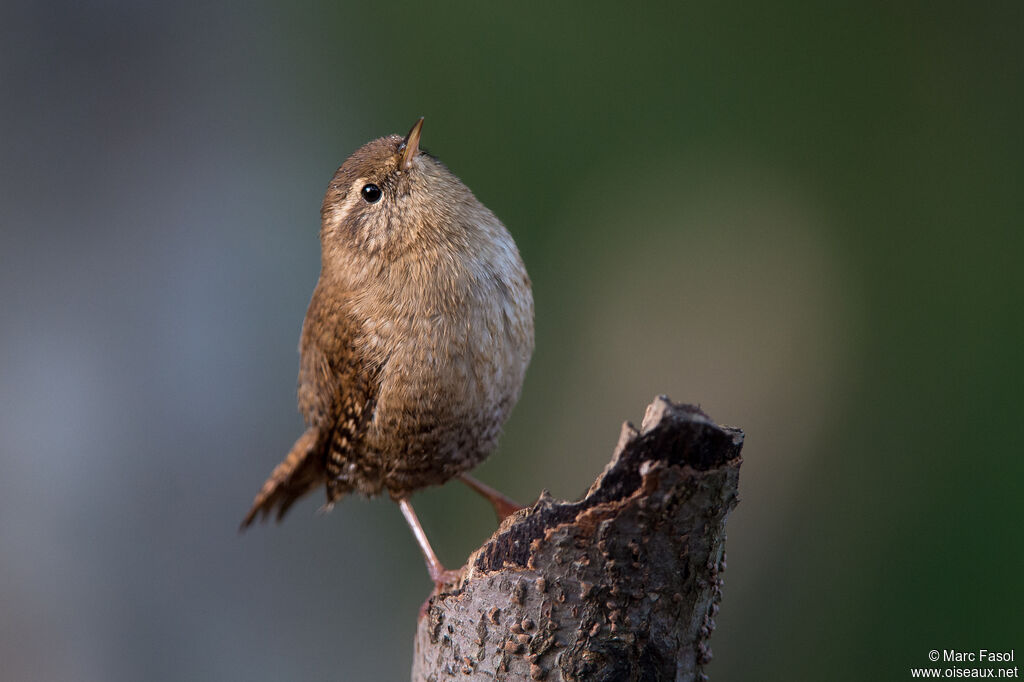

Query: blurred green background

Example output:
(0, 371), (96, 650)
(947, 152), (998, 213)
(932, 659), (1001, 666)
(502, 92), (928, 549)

(2, 2), (1022, 680)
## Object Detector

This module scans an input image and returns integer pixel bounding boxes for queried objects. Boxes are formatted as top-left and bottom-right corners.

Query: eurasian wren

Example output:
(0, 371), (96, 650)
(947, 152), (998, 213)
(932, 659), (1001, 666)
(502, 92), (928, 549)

(241, 118), (534, 585)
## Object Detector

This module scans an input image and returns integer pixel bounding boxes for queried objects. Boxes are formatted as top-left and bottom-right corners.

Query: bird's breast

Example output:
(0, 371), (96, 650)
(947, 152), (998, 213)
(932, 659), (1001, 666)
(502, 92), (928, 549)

(353, 242), (534, 489)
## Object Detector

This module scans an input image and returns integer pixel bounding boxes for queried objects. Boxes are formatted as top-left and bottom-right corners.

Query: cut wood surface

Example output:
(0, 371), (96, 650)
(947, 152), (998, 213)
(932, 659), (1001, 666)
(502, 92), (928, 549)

(412, 396), (744, 681)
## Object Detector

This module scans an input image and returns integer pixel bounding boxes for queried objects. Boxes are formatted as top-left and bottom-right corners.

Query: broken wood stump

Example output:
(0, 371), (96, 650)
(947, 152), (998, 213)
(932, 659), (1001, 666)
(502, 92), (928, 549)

(413, 396), (744, 681)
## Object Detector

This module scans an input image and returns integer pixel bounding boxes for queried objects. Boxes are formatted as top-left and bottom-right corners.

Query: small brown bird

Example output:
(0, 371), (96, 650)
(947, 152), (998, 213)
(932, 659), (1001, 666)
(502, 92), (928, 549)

(242, 118), (534, 586)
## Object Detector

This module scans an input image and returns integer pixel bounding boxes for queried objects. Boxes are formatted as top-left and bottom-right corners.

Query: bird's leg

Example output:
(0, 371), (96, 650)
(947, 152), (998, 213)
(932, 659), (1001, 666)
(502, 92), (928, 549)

(459, 474), (524, 522)
(397, 498), (460, 589)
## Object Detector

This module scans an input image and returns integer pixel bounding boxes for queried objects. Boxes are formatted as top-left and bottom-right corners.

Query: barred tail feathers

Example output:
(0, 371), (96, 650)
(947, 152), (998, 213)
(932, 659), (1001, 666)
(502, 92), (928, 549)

(240, 428), (324, 530)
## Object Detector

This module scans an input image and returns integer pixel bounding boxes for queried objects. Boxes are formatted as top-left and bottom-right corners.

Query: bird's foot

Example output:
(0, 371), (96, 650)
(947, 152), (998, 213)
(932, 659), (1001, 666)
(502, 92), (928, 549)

(418, 567), (463, 619)
(489, 496), (524, 523)
(459, 474), (524, 523)
(430, 567), (463, 591)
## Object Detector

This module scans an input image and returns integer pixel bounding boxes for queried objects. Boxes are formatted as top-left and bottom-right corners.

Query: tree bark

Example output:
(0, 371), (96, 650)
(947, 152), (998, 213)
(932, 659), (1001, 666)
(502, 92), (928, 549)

(412, 396), (744, 681)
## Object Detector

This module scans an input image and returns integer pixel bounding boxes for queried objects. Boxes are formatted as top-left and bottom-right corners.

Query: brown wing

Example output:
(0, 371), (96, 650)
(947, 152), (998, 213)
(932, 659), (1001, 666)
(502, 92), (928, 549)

(241, 284), (379, 528)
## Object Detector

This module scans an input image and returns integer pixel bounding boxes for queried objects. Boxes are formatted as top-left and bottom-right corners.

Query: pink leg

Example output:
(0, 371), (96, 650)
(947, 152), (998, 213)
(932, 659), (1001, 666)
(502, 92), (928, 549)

(459, 474), (523, 522)
(397, 498), (460, 588)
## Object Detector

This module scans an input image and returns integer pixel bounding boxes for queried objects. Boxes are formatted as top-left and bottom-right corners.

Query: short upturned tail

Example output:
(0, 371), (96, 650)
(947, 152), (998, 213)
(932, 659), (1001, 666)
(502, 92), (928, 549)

(240, 428), (324, 530)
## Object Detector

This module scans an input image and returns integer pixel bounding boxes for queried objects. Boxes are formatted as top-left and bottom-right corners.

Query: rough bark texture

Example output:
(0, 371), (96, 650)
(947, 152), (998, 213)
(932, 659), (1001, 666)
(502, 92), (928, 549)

(412, 396), (744, 681)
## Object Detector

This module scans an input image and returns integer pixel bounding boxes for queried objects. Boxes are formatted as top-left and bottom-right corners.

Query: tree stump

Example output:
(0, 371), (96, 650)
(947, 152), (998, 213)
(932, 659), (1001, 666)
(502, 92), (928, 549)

(412, 396), (744, 681)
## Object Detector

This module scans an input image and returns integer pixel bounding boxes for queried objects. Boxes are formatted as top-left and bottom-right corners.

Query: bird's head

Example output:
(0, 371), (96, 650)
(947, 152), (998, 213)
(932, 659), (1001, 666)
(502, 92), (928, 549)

(319, 118), (483, 266)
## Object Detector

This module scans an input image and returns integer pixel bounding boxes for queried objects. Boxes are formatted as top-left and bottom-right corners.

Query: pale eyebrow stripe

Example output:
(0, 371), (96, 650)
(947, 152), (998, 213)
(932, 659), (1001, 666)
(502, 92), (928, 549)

(332, 177), (368, 226)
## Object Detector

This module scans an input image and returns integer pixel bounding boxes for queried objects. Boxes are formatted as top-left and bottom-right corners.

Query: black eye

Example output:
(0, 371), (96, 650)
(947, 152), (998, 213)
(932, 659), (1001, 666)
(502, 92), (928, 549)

(361, 183), (382, 203)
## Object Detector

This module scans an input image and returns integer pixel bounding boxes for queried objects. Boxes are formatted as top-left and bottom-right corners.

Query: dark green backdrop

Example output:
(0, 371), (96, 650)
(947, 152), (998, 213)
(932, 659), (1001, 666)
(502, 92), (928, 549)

(1, 2), (1020, 679)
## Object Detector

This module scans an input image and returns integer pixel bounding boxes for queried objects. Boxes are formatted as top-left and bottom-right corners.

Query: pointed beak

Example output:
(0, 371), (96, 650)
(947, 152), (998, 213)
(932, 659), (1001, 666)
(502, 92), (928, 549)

(399, 117), (424, 171)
